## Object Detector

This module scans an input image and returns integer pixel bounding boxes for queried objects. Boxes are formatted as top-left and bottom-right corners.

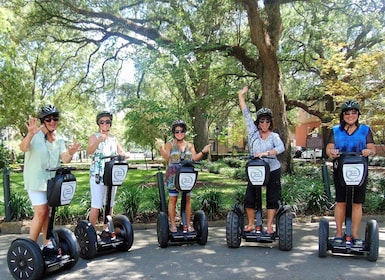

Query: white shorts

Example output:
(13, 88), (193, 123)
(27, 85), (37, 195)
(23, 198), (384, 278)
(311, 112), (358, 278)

(28, 190), (48, 206)
(90, 176), (117, 209)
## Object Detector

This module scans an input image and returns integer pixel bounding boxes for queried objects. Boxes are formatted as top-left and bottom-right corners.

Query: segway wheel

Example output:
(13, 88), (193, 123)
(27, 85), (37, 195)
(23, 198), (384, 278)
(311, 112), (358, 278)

(194, 210), (208, 245)
(365, 219), (379, 262)
(226, 210), (241, 248)
(55, 227), (79, 269)
(157, 212), (169, 248)
(278, 211), (293, 251)
(74, 220), (97, 259)
(318, 218), (329, 258)
(113, 215), (134, 251)
(7, 238), (44, 280)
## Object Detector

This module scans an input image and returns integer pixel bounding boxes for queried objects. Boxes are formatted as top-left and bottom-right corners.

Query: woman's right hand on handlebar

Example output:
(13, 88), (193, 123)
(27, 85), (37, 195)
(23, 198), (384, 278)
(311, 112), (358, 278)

(328, 149), (339, 159)
(254, 152), (269, 158)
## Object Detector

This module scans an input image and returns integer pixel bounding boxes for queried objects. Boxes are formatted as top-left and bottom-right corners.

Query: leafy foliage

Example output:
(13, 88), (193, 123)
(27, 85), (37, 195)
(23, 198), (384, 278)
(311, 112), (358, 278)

(8, 191), (33, 220)
(196, 187), (224, 220)
(117, 186), (142, 222)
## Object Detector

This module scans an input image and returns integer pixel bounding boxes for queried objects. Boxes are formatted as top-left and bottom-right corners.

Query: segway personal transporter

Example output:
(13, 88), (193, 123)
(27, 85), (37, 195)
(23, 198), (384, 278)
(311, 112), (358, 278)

(75, 155), (134, 259)
(226, 156), (293, 251)
(318, 152), (379, 261)
(157, 160), (208, 248)
(7, 166), (79, 280)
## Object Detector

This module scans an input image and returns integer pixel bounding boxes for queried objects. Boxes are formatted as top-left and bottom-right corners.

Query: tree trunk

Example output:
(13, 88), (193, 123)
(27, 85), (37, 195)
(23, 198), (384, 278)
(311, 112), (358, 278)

(261, 60), (291, 172)
(244, 0), (291, 172)
(190, 76), (210, 153)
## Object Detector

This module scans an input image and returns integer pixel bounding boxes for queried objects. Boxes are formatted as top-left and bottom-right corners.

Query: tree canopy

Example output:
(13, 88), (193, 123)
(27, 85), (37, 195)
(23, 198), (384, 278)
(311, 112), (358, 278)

(0, 0), (384, 166)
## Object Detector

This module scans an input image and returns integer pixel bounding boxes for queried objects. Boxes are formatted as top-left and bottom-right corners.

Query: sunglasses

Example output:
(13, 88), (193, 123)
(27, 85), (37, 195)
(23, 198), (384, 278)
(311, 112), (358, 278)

(98, 120), (112, 125)
(259, 119), (271, 124)
(44, 117), (59, 123)
(344, 110), (358, 116)
(174, 130), (186, 134)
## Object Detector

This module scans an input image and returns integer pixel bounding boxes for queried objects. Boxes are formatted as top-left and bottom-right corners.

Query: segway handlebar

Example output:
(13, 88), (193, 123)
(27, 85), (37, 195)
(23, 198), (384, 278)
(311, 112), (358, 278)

(240, 155), (275, 160)
(336, 152), (362, 157)
(46, 166), (77, 172)
(179, 159), (201, 166)
(101, 154), (126, 161)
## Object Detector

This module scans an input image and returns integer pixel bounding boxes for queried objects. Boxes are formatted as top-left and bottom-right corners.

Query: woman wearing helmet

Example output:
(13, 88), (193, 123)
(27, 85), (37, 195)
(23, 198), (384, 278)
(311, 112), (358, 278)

(238, 86), (285, 234)
(87, 111), (126, 238)
(326, 100), (376, 246)
(156, 120), (211, 232)
(19, 105), (80, 260)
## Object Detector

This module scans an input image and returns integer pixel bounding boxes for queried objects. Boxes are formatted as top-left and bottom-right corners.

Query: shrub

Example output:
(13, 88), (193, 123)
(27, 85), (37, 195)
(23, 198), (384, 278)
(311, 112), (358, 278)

(55, 205), (75, 225)
(117, 186), (141, 222)
(232, 187), (246, 205)
(207, 161), (228, 174)
(197, 187), (224, 220)
(9, 191), (33, 220)
(222, 157), (244, 168)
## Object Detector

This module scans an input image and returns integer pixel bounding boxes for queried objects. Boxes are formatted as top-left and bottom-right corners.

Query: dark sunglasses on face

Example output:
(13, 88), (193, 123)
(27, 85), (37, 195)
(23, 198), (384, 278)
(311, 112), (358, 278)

(98, 120), (111, 125)
(44, 117), (59, 123)
(344, 110), (358, 116)
(259, 119), (271, 124)
(174, 130), (186, 134)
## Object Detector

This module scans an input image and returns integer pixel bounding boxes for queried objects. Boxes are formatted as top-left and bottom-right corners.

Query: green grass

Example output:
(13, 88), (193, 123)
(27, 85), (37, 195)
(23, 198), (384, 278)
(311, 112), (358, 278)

(0, 167), (244, 222)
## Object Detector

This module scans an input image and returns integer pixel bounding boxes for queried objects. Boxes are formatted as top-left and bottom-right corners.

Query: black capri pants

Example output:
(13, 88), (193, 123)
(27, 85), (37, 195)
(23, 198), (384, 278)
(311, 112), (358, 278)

(244, 168), (281, 209)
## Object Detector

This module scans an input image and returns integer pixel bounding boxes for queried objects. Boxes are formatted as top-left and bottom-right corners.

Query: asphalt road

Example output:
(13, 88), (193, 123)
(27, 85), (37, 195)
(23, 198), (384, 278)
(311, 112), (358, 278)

(1, 220), (384, 280)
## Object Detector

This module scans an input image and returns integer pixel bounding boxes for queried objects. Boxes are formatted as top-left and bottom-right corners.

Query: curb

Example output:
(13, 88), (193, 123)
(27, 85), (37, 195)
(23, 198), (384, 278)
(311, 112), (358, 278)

(1, 215), (383, 235)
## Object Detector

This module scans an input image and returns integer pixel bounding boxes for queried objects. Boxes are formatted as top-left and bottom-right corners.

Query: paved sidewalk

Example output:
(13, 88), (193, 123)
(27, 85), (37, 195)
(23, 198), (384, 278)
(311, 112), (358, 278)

(1, 218), (384, 280)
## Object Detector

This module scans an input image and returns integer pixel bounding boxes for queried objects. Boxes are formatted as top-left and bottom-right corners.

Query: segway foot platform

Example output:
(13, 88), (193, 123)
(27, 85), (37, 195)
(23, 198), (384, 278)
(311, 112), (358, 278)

(169, 228), (198, 242)
(45, 254), (72, 272)
(244, 230), (276, 243)
(329, 238), (366, 256)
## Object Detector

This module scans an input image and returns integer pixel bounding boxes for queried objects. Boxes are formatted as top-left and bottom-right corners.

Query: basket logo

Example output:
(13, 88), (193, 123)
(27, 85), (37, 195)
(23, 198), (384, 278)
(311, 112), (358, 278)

(179, 173), (197, 190)
(248, 166), (266, 186)
(343, 163), (364, 186)
(112, 165), (128, 185)
(61, 181), (76, 205)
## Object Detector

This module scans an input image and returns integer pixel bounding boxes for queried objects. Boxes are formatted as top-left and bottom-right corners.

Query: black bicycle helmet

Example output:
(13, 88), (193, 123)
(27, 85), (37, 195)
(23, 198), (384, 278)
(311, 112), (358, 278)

(339, 100), (361, 128)
(255, 107), (273, 130)
(38, 105), (60, 120)
(171, 120), (187, 133)
(341, 100), (360, 112)
(256, 107), (273, 119)
(96, 111), (113, 125)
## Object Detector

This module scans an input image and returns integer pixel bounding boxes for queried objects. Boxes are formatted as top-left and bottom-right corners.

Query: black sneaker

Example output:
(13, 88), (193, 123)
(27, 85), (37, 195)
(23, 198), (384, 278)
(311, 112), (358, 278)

(42, 246), (62, 262)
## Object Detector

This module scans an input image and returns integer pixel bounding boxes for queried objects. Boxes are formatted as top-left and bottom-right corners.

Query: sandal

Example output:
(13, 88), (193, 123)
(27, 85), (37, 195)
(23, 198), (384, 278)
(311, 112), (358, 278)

(244, 225), (254, 232)
(333, 237), (344, 244)
(188, 225), (195, 232)
(353, 238), (363, 246)
(169, 225), (177, 233)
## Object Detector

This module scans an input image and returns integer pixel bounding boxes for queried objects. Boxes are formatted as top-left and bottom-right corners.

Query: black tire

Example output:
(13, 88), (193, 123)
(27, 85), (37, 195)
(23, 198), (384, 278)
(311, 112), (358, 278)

(157, 212), (169, 248)
(74, 220), (97, 260)
(55, 227), (79, 269)
(365, 219), (379, 262)
(113, 215), (134, 251)
(194, 210), (208, 245)
(7, 238), (45, 280)
(278, 211), (293, 251)
(226, 210), (241, 248)
(318, 218), (329, 258)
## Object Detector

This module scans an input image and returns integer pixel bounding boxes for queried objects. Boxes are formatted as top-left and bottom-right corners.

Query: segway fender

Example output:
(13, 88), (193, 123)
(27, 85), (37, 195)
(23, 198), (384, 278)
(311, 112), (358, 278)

(233, 203), (244, 217)
(276, 204), (290, 218)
